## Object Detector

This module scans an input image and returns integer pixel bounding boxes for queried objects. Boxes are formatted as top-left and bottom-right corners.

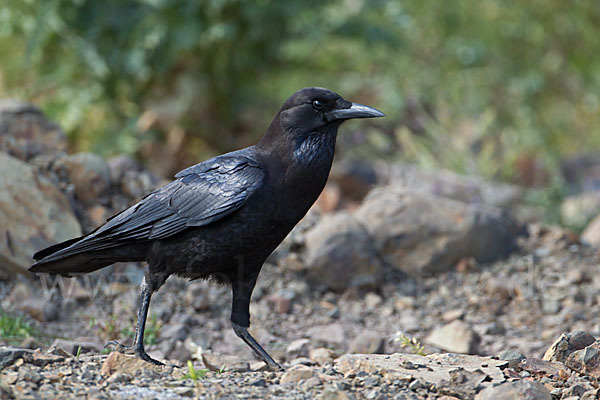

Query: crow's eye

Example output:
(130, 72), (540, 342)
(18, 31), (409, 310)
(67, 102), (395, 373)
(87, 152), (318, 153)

(312, 100), (324, 110)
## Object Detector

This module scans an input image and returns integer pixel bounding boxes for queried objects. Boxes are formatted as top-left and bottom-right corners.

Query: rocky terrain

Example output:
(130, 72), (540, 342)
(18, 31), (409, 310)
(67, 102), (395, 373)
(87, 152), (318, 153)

(3, 101), (600, 399)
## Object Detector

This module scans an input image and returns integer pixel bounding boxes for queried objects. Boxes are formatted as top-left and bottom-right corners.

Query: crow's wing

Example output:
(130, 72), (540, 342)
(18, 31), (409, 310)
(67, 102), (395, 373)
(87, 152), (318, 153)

(38, 154), (264, 259)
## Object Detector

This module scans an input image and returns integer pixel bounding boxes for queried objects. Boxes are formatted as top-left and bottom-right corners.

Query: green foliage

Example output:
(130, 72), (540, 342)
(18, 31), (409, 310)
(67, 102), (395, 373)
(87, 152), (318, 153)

(182, 360), (209, 381)
(1, 0), (599, 195)
(0, 309), (36, 342)
(391, 331), (426, 356)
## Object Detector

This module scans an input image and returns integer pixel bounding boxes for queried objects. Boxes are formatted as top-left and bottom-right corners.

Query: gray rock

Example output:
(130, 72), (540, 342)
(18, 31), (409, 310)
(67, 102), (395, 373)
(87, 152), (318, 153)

(0, 152), (82, 275)
(543, 331), (596, 363)
(304, 211), (383, 291)
(355, 187), (519, 275)
(384, 163), (524, 209)
(561, 191), (600, 229)
(329, 159), (379, 201)
(51, 338), (102, 355)
(497, 349), (526, 369)
(307, 323), (346, 347)
(336, 353), (507, 387)
(159, 322), (189, 342)
(54, 152), (112, 206)
(569, 331), (596, 350)
(0, 346), (34, 368)
(0, 100), (68, 160)
(20, 296), (60, 322)
(581, 214), (600, 246)
(286, 338), (311, 359)
(475, 380), (551, 400)
(425, 320), (480, 354)
(348, 331), (385, 354)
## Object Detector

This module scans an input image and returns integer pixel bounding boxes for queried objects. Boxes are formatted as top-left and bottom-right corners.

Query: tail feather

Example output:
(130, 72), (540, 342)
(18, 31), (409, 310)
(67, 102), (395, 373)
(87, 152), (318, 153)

(30, 237), (148, 277)
(33, 236), (84, 261)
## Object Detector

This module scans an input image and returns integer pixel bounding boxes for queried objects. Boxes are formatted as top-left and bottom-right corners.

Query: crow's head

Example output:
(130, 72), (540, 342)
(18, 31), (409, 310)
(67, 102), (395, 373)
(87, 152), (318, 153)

(277, 87), (384, 135)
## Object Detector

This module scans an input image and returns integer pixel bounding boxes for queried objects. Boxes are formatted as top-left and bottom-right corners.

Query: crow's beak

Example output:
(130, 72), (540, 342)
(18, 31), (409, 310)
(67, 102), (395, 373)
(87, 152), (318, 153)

(326, 103), (385, 122)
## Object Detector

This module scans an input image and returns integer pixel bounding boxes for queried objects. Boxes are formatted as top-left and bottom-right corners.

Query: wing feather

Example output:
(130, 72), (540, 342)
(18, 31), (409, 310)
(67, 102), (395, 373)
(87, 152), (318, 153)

(40, 154), (264, 262)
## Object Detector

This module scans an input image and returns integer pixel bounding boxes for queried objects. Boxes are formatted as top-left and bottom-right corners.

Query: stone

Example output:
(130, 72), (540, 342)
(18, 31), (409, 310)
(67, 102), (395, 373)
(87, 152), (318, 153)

(425, 320), (480, 354)
(543, 333), (571, 362)
(329, 159), (379, 201)
(20, 296), (60, 322)
(185, 284), (211, 312)
(101, 351), (165, 376)
(307, 323), (346, 347)
(280, 364), (314, 384)
(355, 187), (519, 275)
(304, 211), (383, 291)
(309, 348), (335, 366)
(384, 163), (524, 209)
(0, 346), (34, 368)
(201, 352), (250, 372)
(286, 338), (311, 359)
(497, 349), (526, 369)
(159, 322), (189, 342)
(168, 340), (192, 364)
(51, 338), (102, 356)
(569, 331), (596, 350)
(348, 331), (384, 354)
(475, 380), (551, 400)
(336, 353), (507, 387)
(561, 192), (600, 229)
(543, 331), (596, 363)
(53, 152), (111, 206)
(581, 214), (600, 246)
(0, 152), (81, 275)
(0, 100), (68, 160)
(566, 345), (600, 378)
(318, 388), (352, 400)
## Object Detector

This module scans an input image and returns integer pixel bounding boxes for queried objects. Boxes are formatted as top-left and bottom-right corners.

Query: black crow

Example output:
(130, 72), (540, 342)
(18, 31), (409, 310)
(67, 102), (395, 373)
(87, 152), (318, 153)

(30, 87), (384, 370)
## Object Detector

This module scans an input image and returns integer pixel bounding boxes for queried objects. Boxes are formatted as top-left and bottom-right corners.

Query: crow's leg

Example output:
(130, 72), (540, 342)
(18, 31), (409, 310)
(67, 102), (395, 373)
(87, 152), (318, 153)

(231, 273), (283, 371)
(131, 276), (163, 366)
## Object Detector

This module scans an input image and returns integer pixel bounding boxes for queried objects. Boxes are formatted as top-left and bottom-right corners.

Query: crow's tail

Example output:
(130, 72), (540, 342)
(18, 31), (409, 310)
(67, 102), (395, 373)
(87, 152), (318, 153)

(30, 236), (147, 277)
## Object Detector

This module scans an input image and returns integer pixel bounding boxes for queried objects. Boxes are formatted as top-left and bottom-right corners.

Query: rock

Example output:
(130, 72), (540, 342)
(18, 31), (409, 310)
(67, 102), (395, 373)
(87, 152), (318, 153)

(384, 163), (524, 208)
(0, 347), (34, 368)
(475, 380), (551, 400)
(426, 320), (480, 354)
(336, 353), (507, 387)
(265, 294), (292, 314)
(543, 331), (596, 363)
(168, 340), (192, 364)
(329, 159), (379, 201)
(307, 323), (346, 347)
(569, 331), (596, 350)
(0, 152), (81, 275)
(0, 100), (68, 160)
(101, 351), (165, 376)
(564, 192), (600, 229)
(304, 211), (383, 291)
(54, 152), (111, 206)
(566, 344), (600, 378)
(355, 187), (519, 275)
(185, 283), (211, 312)
(497, 349), (526, 368)
(201, 352), (250, 372)
(51, 338), (102, 356)
(318, 388), (353, 400)
(20, 296), (60, 322)
(309, 348), (335, 365)
(159, 322), (189, 342)
(280, 364), (314, 384)
(543, 333), (570, 362)
(286, 338), (311, 359)
(581, 214), (600, 246)
(348, 331), (384, 354)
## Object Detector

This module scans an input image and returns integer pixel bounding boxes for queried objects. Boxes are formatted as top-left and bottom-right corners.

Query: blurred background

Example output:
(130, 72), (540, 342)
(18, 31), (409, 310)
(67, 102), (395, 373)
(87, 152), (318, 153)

(1, 0), (599, 228)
